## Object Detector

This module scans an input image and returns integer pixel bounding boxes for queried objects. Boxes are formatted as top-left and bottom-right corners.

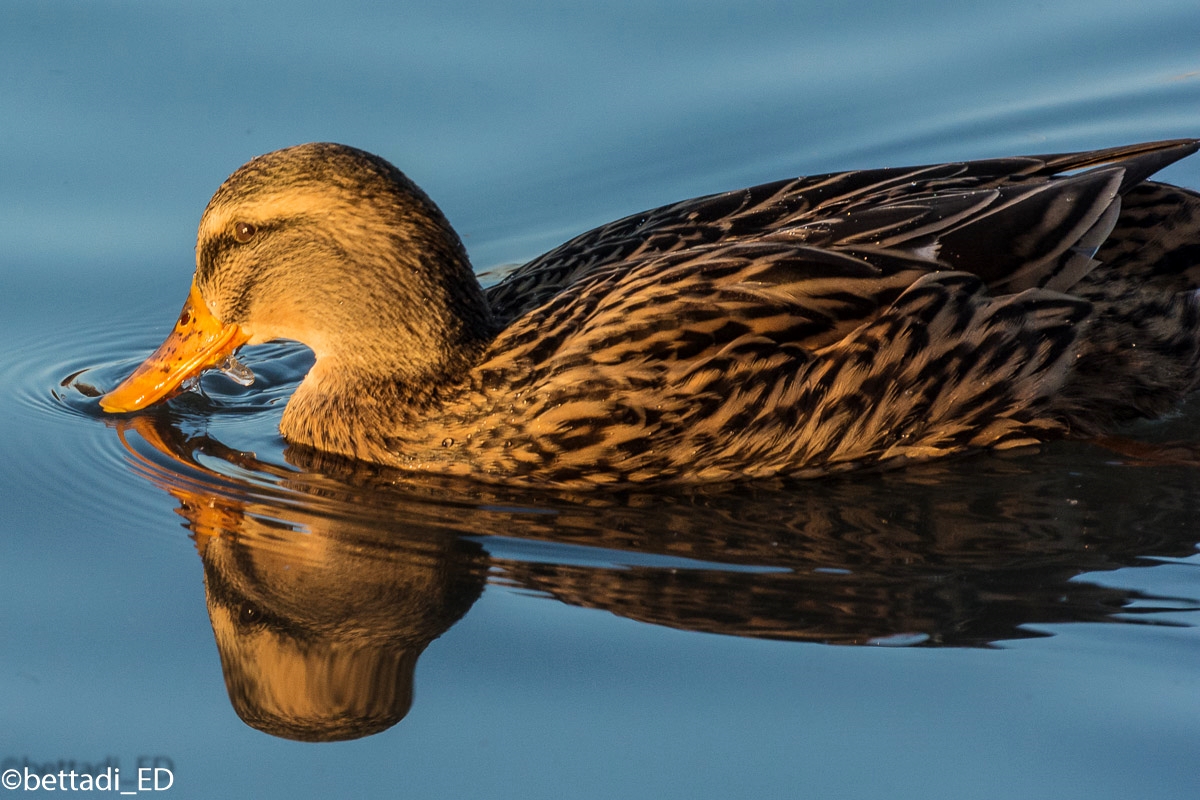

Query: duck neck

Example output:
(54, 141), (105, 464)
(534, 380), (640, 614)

(280, 336), (487, 462)
(274, 178), (501, 457)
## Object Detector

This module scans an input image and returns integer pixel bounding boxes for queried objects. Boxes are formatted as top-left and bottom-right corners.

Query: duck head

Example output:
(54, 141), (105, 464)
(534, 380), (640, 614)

(100, 143), (493, 414)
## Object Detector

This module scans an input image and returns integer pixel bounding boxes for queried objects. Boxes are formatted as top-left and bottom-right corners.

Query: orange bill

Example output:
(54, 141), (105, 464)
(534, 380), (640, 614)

(100, 280), (250, 413)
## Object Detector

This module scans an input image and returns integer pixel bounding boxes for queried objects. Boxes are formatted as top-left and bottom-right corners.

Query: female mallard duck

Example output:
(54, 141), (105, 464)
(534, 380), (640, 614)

(101, 139), (1200, 485)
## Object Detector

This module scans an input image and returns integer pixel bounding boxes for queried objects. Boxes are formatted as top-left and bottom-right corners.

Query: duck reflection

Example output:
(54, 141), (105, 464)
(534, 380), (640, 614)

(113, 412), (1200, 741)
(189, 497), (486, 742)
(118, 416), (488, 742)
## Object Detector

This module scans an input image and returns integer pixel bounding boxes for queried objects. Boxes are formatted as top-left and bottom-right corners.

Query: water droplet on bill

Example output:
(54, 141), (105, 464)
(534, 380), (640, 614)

(218, 354), (255, 386)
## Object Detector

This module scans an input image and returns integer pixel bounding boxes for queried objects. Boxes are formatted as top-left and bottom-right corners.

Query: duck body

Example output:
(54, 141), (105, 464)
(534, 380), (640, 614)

(102, 140), (1200, 486)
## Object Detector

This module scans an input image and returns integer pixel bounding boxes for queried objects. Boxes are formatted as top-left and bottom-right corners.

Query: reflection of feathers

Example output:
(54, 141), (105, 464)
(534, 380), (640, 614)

(125, 412), (1200, 653)
(489, 455), (1200, 647)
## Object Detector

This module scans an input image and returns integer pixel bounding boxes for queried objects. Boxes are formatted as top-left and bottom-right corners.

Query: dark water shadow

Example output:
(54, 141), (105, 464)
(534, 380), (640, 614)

(108, 412), (1200, 742)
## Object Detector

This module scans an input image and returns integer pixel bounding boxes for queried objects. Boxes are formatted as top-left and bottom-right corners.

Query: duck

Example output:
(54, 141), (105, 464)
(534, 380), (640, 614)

(100, 139), (1200, 486)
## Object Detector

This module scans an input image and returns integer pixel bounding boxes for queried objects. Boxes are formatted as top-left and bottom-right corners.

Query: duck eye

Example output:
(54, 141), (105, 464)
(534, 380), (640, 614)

(237, 601), (262, 625)
(232, 221), (257, 243)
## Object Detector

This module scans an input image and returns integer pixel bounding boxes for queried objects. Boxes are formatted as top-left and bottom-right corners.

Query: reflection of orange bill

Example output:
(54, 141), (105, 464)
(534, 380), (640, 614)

(113, 415), (241, 551)
(101, 280), (249, 412)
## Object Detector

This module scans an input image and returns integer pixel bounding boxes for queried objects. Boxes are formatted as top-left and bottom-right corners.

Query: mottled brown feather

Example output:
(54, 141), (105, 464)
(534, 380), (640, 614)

(172, 139), (1200, 486)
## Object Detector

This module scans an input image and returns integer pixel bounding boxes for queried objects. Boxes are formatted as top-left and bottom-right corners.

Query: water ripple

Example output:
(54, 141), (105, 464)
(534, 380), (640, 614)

(2, 316), (313, 532)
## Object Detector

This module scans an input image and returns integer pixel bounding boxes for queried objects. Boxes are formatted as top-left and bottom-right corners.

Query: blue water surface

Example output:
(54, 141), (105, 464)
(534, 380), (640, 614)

(3, 1), (1200, 798)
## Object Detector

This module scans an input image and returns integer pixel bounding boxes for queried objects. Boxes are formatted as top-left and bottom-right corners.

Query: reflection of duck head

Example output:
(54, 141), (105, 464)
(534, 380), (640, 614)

(197, 514), (484, 741)
(169, 475), (487, 741)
